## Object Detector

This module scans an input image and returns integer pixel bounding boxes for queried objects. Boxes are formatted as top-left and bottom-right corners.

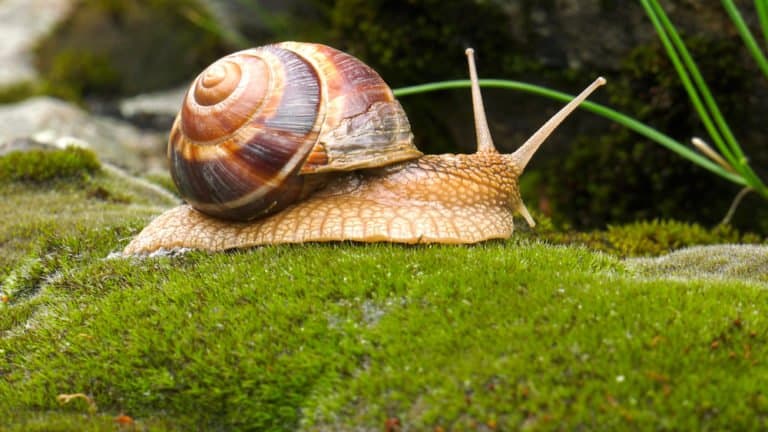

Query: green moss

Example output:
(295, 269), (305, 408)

(1, 233), (767, 430)
(0, 257), (46, 303)
(2, 411), (182, 432)
(2, 156), (768, 429)
(603, 220), (761, 257)
(525, 217), (764, 257)
(0, 81), (45, 103)
(0, 163), (175, 274)
(0, 147), (100, 184)
(41, 50), (120, 101)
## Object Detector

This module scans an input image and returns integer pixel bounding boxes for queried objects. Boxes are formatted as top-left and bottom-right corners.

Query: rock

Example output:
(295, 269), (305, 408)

(119, 86), (187, 131)
(0, 137), (68, 156)
(626, 244), (768, 285)
(0, 97), (165, 171)
(0, 0), (73, 87)
(495, 0), (747, 71)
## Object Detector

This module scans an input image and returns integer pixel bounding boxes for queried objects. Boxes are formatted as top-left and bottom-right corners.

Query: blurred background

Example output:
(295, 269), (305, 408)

(3, 0), (768, 233)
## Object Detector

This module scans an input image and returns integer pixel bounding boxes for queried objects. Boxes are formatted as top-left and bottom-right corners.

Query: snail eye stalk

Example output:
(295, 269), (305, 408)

(465, 48), (496, 154)
(511, 76), (606, 171)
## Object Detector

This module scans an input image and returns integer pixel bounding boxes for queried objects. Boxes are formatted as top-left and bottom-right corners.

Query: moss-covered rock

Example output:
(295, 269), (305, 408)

(0, 81), (45, 104)
(34, 0), (229, 101)
(0, 97), (165, 171)
(2, 158), (768, 429)
(6, 4), (768, 426)
(0, 146), (100, 184)
(2, 227), (768, 430)
(0, 150), (176, 274)
(524, 216), (764, 258)
(627, 244), (768, 285)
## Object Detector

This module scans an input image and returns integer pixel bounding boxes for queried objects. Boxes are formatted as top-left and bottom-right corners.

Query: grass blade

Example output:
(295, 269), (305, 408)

(724, 0), (768, 80)
(644, 0), (768, 197)
(757, 0), (768, 49)
(641, 0), (735, 166)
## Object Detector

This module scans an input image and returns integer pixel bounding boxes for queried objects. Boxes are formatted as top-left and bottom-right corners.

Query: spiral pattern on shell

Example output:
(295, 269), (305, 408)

(168, 42), (420, 221)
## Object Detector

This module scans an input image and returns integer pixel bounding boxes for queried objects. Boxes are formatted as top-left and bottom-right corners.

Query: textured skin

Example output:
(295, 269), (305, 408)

(123, 152), (523, 254)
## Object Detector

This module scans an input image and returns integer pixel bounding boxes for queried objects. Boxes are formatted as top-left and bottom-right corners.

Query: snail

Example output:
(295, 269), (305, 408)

(123, 42), (604, 254)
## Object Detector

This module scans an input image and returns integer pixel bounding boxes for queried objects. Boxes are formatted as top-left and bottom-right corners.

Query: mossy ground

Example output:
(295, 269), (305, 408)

(1, 151), (768, 430)
(0, 147), (174, 274)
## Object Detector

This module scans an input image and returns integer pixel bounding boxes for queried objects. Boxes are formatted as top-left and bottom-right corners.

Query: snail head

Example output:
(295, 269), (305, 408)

(463, 48), (606, 227)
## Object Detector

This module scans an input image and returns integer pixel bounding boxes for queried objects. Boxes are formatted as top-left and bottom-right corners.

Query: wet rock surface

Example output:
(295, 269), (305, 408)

(0, 97), (165, 171)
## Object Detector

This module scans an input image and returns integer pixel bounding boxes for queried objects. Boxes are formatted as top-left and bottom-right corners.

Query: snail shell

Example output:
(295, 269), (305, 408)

(169, 42), (422, 221)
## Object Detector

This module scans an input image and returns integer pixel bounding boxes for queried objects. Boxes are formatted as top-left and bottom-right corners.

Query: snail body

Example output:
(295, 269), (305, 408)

(124, 43), (604, 254)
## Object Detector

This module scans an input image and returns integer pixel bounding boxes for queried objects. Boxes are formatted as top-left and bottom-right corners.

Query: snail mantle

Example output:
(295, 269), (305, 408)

(123, 42), (605, 254)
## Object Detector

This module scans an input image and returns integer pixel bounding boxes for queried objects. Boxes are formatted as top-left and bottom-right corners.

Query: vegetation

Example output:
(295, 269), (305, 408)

(527, 218), (764, 258)
(541, 36), (759, 228)
(639, 0), (768, 208)
(2, 229), (767, 430)
(33, 0), (228, 101)
(0, 81), (44, 104)
(0, 148), (172, 274)
(0, 147), (100, 184)
(1, 147), (767, 430)
(3, 5), (768, 429)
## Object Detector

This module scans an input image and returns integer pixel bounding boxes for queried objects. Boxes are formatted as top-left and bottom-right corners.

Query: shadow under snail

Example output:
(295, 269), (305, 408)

(123, 42), (604, 254)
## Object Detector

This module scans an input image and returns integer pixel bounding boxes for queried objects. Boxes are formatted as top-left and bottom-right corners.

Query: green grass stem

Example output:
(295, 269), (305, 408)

(641, 0), (737, 167)
(393, 80), (746, 185)
(646, 1), (768, 198)
(724, 0), (768, 80)
(756, 0), (768, 50)
(650, 0), (766, 196)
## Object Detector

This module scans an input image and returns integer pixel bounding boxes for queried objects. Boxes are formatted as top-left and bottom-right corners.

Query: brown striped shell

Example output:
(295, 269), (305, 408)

(169, 42), (421, 221)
